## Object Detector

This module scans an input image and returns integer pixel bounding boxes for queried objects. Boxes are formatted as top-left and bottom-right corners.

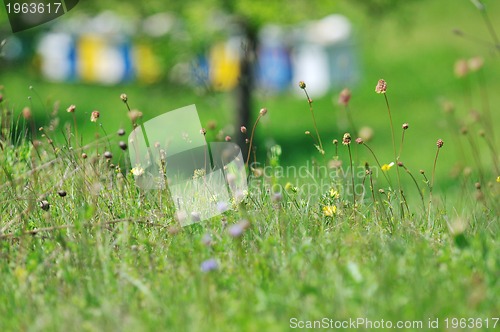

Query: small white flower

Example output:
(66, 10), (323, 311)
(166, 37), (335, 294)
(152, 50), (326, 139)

(131, 166), (145, 177)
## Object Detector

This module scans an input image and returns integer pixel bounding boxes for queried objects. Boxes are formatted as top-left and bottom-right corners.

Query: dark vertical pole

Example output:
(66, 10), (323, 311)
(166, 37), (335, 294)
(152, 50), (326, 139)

(235, 18), (256, 160)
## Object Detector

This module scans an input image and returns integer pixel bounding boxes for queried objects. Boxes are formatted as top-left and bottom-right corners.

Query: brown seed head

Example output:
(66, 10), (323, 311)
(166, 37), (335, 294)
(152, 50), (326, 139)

(298, 81), (306, 89)
(128, 109), (143, 123)
(22, 107), (32, 120)
(338, 88), (351, 106)
(39, 200), (50, 211)
(58, 190), (67, 197)
(475, 182), (481, 190)
(454, 59), (468, 78)
(90, 110), (100, 122)
(342, 133), (351, 145)
(82, 153), (88, 159)
(468, 56), (484, 72)
(436, 139), (444, 148)
(66, 104), (76, 113)
(375, 79), (387, 94)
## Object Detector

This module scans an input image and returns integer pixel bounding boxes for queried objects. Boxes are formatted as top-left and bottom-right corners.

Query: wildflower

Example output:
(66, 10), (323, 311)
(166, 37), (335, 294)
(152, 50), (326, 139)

(454, 59), (468, 78)
(375, 79), (387, 94)
(217, 201), (229, 213)
(82, 153), (88, 159)
(90, 110), (100, 122)
(342, 133), (351, 145)
(128, 109), (143, 123)
(58, 190), (67, 197)
(240, 126), (247, 134)
(22, 107), (32, 120)
(496, 176), (500, 183)
(330, 189), (340, 199)
(117, 128), (126, 136)
(259, 108), (268, 116)
(402, 123), (409, 130)
(381, 162), (395, 171)
(338, 88), (352, 106)
(359, 126), (374, 141)
(200, 128), (207, 136)
(298, 81), (306, 89)
(200, 258), (218, 272)
(225, 135), (231, 142)
(228, 219), (250, 238)
(103, 151), (112, 159)
(272, 192), (283, 202)
(285, 182), (293, 191)
(468, 56), (484, 72)
(436, 139), (444, 148)
(66, 104), (76, 113)
(305, 130), (311, 135)
(120, 93), (128, 102)
(355, 137), (363, 144)
(131, 166), (145, 177)
(119, 141), (127, 150)
(332, 139), (338, 145)
(201, 233), (212, 246)
(323, 205), (337, 217)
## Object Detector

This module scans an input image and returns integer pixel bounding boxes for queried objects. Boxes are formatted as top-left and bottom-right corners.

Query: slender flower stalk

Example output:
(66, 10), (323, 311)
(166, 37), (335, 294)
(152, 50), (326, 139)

(428, 139), (444, 223)
(299, 81), (324, 154)
(398, 162), (426, 213)
(246, 108), (267, 167)
(376, 79), (405, 216)
(343, 133), (355, 209)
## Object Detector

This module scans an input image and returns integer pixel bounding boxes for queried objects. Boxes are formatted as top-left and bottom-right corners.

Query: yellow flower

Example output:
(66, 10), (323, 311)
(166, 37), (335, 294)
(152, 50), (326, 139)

(330, 189), (340, 199)
(497, 176), (500, 183)
(323, 205), (337, 217)
(381, 162), (394, 172)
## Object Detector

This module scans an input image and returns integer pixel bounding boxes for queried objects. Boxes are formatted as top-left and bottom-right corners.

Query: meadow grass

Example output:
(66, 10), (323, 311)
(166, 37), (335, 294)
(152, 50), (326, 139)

(1, 1), (500, 331)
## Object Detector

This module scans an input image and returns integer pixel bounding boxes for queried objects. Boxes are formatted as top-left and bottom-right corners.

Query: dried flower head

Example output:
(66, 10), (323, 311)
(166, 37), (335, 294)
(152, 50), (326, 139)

(128, 110), (143, 123)
(66, 104), (76, 113)
(375, 79), (387, 94)
(259, 108), (268, 116)
(338, 88), (352, 106)
(298, 81), (306, 89)
(342, 133), (351, 145)
(454, 59), (468, 78)
(436, 139), (444, 148)
(90, 110), (100, 122)
(39, 200), (50, 211)
(402, 123), (409, 130)
(120, 93), (128, 102)
(22, 107), (32, 120)
(468, 56), (484, 72)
